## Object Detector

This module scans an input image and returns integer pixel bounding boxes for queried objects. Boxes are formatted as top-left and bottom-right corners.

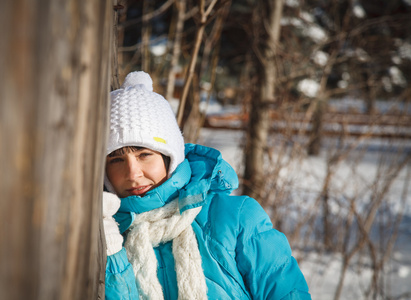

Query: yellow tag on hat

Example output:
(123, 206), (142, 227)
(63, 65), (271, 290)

(154, 137), (167, 144)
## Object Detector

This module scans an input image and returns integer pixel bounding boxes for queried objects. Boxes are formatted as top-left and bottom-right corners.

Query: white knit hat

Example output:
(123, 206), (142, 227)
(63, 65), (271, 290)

(106, 71), (185, 178)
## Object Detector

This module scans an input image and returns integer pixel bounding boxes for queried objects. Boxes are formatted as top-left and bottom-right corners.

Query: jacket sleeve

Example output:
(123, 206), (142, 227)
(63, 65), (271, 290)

(235, 197), (311, 300)
(105, 247), (139, 300)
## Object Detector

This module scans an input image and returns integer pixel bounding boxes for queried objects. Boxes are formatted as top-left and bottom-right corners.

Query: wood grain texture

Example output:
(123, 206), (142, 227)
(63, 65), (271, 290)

(0, 0), (112, 299)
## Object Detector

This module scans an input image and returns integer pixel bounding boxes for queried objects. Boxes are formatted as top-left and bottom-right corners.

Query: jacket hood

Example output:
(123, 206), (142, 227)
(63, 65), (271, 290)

(183, 143), (238, 196)
(114, 143), (238, 233)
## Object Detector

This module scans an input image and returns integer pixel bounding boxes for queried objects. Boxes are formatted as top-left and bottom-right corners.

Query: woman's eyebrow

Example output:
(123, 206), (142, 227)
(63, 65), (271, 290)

(108, 152), (124, 157)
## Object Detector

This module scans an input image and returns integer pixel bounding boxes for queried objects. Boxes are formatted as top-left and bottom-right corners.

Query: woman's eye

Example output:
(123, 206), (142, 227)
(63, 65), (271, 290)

(109, 157), (123, 164)
(139, 152), (152, 159)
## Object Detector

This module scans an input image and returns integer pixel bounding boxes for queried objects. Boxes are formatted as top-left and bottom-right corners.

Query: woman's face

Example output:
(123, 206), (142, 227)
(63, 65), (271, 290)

(106, 147), (168, 198)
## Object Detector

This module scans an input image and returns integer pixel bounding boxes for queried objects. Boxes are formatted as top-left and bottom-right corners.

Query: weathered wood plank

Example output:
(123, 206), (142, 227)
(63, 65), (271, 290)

(0, 1), (112, 299)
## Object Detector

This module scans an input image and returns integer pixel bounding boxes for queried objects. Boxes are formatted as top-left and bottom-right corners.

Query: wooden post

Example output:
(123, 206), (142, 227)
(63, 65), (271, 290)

(0, 0), (113, 299)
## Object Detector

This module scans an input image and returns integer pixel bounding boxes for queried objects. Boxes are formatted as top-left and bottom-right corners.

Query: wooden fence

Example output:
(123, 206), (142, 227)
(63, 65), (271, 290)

(204, 112), (411, 139)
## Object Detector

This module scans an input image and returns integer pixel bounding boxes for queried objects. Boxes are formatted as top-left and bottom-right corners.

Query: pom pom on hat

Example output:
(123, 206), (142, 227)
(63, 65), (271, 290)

(122, 71), (153, 91)
(105, 71), (185, 193)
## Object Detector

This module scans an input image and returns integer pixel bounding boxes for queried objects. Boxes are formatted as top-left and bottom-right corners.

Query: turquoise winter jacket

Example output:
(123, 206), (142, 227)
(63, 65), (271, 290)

(105, 143), (311, 299)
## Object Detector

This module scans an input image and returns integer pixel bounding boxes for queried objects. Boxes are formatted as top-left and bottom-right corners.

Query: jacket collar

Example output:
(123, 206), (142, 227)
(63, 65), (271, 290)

(118, 159), (192, 214)
(114, 144), (239, 233)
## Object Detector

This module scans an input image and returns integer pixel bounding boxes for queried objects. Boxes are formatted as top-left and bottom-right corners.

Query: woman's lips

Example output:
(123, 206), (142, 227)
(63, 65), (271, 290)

(127, 186), (151, 196)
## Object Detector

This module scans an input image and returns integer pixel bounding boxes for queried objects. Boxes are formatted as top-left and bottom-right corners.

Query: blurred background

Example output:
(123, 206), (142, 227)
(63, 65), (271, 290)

(1, 0), (410, 299)
(112, 0), (411, 299)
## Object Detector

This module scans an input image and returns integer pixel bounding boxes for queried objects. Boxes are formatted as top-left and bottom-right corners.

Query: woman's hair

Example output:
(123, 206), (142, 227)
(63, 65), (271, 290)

(107, 146), (143, 157)
(108, 146), (170, 173)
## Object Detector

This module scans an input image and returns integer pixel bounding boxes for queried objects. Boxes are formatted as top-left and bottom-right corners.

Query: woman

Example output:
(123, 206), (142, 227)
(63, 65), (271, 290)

(103, 71), (311, 299)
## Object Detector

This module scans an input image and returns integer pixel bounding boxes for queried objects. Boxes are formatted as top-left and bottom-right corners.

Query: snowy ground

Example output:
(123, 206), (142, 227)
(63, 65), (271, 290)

(170, 95), (411, 298)
(199, 128), (411, 299)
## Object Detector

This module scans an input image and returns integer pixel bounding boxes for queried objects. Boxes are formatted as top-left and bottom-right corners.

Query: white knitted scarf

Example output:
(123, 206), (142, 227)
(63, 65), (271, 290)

(124, 200), (208, 300)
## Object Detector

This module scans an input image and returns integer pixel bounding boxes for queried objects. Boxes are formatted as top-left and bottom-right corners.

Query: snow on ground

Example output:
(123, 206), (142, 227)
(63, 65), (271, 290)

(199, 127), (411, 299)
(170, 95), (411, 298)
(194, 95), (411, 299)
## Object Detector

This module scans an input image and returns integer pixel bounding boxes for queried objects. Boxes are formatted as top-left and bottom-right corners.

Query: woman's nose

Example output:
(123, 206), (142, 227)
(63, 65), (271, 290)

(126, 159), (143, 180)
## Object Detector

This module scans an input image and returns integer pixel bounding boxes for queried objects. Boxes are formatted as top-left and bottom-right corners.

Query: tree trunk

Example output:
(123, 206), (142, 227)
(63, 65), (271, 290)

(183, 1), (231, 143)
(142, 0), (153, 73)
(182, 74), (202, 143)
(243, 0), (284, 200)
(111, 0), (124, 91)
(363, 68), (377, 114)
(166, 0), (186, 101)
(0, 1), (112, 299)
(307, 98), (326, 156)
(176, 0), (218, 127)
